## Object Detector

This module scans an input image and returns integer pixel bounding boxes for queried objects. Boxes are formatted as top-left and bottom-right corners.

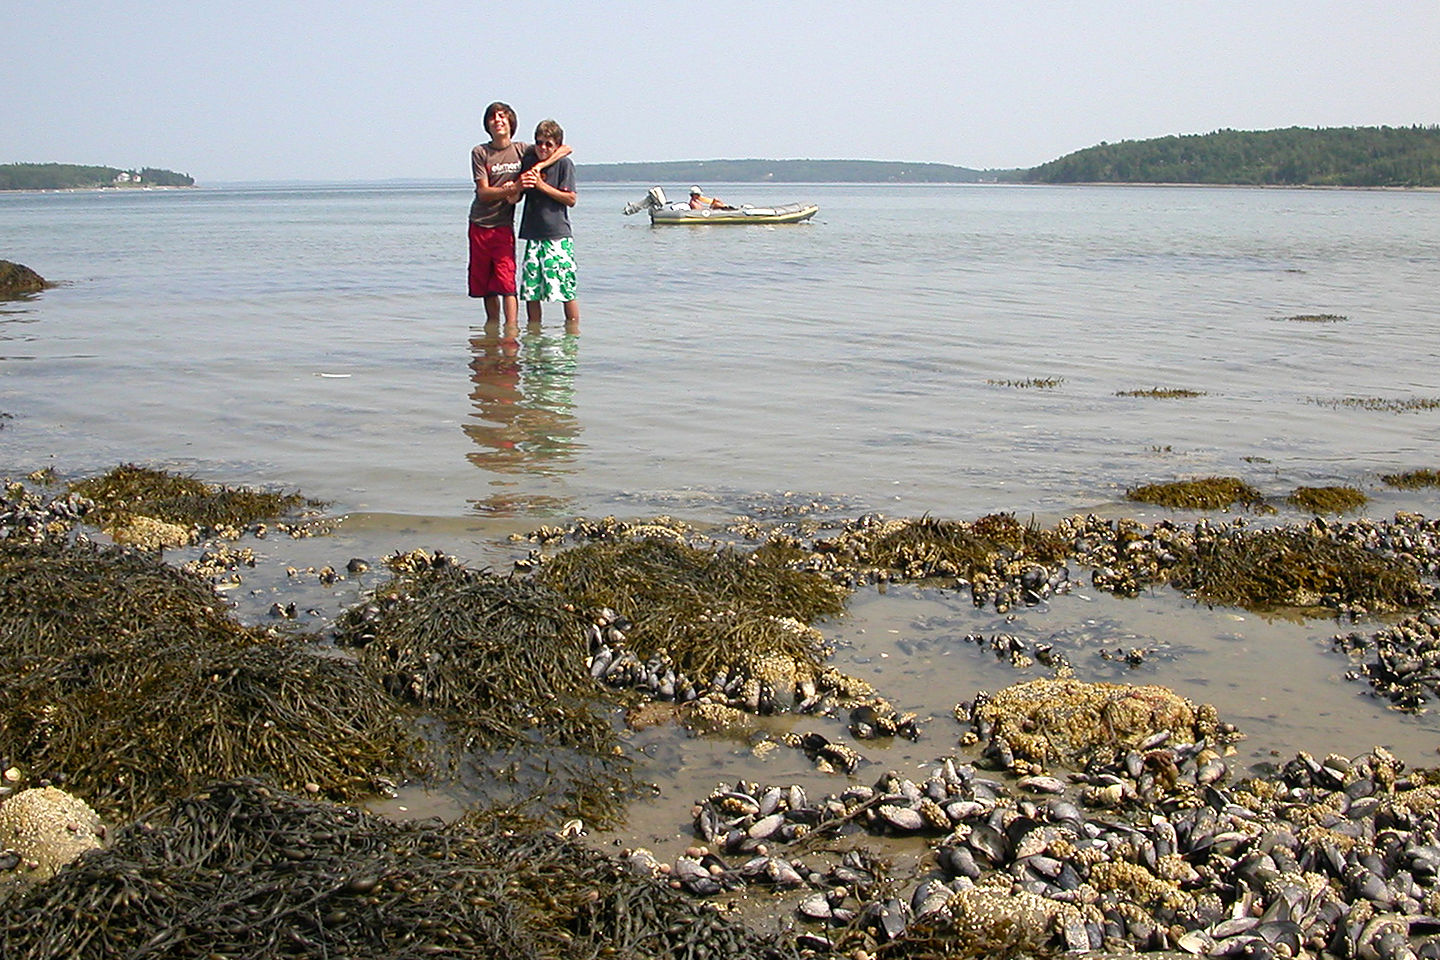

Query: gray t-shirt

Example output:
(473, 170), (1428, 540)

(469, 140), (530, 228)
(517, 155), (575, 241)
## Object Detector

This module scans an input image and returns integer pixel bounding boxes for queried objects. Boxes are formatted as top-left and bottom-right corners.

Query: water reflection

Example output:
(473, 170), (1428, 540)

(465, 322), (582, 515)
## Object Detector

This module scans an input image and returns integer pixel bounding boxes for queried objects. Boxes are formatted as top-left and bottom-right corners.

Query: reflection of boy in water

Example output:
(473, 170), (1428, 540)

(467, 334), (523, 459)
(465, 330), (580, 477)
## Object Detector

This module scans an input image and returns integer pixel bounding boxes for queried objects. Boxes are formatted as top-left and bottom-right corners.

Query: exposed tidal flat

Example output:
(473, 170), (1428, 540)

(2, 182), (1440, 957)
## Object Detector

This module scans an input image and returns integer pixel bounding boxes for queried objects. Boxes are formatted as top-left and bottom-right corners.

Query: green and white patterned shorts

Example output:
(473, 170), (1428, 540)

(519, 237), (577, 302)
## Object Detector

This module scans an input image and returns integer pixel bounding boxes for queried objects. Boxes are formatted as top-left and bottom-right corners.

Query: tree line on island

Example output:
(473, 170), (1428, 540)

(0, 163), (194, 190)
(583, 126), (1440, 188)
(1022, 125), (1440, 187)
(4, 126), (1438, 189)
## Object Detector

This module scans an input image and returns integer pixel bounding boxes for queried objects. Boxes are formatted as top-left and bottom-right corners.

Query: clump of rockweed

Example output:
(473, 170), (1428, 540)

(1282, 313), (1347, 323)
(1173, 524), (1427, 612)
(1288, 485), (1369, 514)
(0, 779), (801, 960)
(1126, 477), (1267, 511)
(812, 509), (1071, 587)
(1115, 387), (1206, 398)
(987, 377), (1063, 389)
(1310, 396), (1440, 414)
(1383, 469), (1440, 489)
(536, 537), (847, 682)
(1063, 514), (1432, 616)
(0, 538), (421, 822)
(69, 463), (324, 545)
(335, 559), (620, 756)
(0, 260), (49, 297)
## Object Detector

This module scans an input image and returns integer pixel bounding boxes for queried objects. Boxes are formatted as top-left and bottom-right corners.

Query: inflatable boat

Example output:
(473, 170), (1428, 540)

(622, 187), (818, 225)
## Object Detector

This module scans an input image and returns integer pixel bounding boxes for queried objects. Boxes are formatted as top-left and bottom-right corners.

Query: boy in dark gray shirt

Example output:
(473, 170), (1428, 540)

(517, 119), (579, 332)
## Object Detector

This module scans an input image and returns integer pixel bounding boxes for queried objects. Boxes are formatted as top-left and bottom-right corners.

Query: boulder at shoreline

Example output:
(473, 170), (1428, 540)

(0, 261), (50, 297)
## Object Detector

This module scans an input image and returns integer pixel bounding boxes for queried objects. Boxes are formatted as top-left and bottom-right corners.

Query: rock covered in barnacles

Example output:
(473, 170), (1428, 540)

(936, 886), (1093, 953)
(965, 677), (1240, 770)
(680, 700), (755, 736)
(0, 787), (106, 888)
(108, 514), (194, 549)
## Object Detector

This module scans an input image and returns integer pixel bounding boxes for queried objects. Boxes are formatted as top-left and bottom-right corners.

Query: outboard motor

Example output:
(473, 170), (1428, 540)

(622, 186), (667, 215)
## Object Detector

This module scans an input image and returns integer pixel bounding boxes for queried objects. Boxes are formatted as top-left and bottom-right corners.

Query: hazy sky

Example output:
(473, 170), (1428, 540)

(7, 0), (1438, 182)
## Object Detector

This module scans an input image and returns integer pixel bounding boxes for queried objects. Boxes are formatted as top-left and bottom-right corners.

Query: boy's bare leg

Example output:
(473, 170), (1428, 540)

(526, 300), (543, 325)
(483, 294), (501, 325)
(563, 300), (579, 335)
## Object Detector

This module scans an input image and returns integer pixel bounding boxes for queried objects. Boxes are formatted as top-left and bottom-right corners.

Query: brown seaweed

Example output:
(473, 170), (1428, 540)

(1383, 469), (1440, 489)
(0, 779), (810, 959)
(1173, 525), (1427, 612)
(1126, 477), (1266, 511)
(536, 537), (847, 682)
(69, 463), (324, 541)
(336, 561), (623, 756)
(844, 513), (1069, 582)
(1115, 387), (1206, 398)
(1287, 484), (1369, 514)
(0, 538), (421, 821)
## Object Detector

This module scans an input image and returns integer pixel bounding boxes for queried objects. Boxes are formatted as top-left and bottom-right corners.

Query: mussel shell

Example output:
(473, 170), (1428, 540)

(798, 892), (833, 920)
(938, 844), (981, 879)
(966, 821), (1010, 864)
(877, 803), (925, 833)
(747, 813), (786, 840)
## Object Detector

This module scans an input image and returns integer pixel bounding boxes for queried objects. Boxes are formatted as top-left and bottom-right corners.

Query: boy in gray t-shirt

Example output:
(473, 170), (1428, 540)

(517, 119), (579, 332)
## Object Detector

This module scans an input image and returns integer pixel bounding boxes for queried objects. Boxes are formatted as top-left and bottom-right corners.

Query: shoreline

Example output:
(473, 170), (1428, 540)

(0, 184), (197, 195)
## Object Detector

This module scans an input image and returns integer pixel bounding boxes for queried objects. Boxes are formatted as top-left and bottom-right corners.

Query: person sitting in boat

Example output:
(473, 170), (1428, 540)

(689, 186), (735, 210)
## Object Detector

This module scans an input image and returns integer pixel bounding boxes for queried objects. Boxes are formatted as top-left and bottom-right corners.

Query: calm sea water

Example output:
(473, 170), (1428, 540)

(4, 181), (1437, 525)
(3, 181), (1440, 826)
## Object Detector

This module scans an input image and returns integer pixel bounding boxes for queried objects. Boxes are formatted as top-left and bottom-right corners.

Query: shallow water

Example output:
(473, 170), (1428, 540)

(3, 181), (1440, 851)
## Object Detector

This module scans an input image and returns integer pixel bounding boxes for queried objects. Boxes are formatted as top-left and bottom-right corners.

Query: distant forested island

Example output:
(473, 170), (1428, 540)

(0, 163), (194, 190)
(583, 127), (1440, 187)
(1023, 126), (1440, 187)
(579, 158), (1000, 183)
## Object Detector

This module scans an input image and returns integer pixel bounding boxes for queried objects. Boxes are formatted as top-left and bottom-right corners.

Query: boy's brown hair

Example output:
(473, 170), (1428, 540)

(484, 102), (517, 138)
(534, 119), (564, 145)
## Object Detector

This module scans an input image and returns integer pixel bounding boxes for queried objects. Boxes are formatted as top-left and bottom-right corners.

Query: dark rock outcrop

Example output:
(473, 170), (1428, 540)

(0, 261), (49, 297)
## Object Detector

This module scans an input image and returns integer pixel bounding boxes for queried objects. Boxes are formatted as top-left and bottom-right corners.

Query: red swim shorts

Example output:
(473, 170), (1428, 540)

(467, 224), (517, 298)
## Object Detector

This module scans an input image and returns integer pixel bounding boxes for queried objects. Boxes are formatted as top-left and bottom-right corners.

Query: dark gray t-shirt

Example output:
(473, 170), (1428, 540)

(517, 155), (575, 240)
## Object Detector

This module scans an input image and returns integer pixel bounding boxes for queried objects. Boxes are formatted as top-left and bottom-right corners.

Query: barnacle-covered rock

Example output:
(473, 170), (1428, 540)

(0, 787), (105, 889)
(966, 677), (1238, 770)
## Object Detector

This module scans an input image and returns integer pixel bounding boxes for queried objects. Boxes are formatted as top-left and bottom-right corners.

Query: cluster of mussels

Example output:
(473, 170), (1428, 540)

(586, 609), (705, 705)
(1324, 514), (1440, 710)
(1060, 514), (1193, 599)
(1335, 610), (1440, 711)
(621, 747), (1440, 959)
(959, 559), (1078, 614)
(1324, 514), (1440, 580)
(0, 482), (90, 544)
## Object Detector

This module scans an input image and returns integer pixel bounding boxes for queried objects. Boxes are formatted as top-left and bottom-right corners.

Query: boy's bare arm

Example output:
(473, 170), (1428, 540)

(529, 144), (572, 174)
(475, 169), (521, 203)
